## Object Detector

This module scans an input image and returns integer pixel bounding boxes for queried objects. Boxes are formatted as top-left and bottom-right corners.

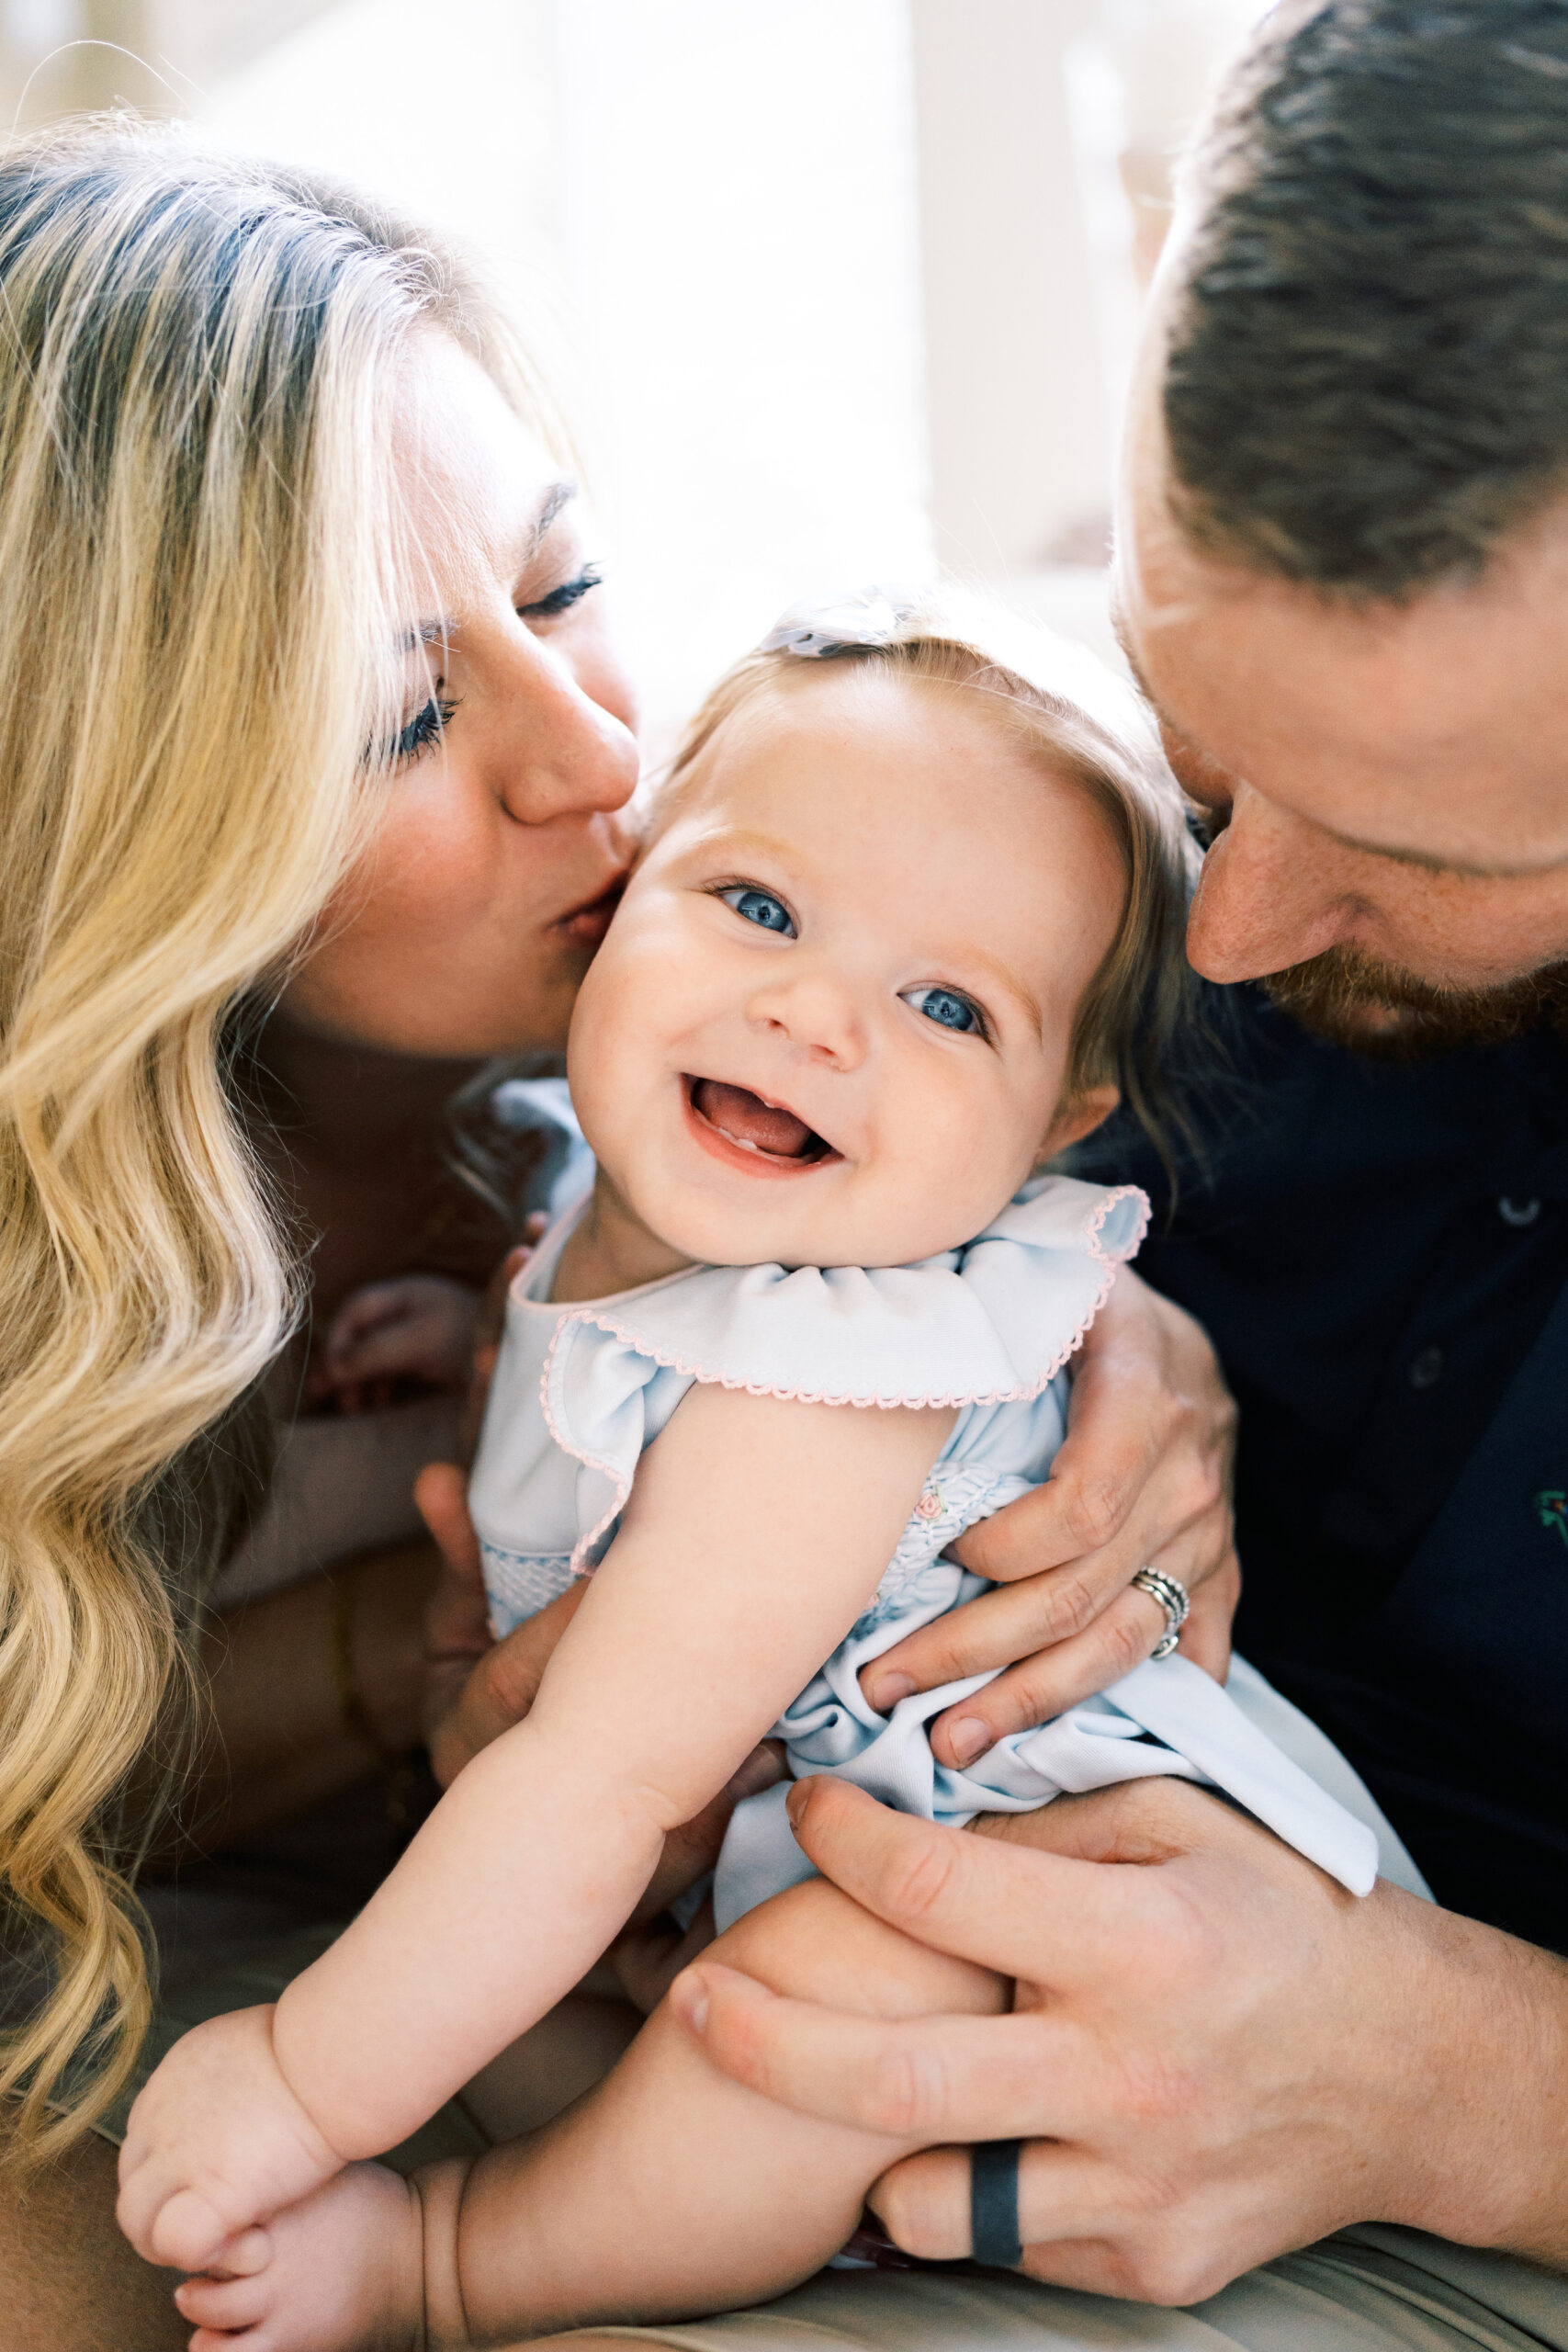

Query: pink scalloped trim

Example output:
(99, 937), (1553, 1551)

(534, 1183), (1151, 1570)
(1080, 1183), (1150, 1267)
(536, 1337), (633, 1576)
(543, 1183), (1152, 1431)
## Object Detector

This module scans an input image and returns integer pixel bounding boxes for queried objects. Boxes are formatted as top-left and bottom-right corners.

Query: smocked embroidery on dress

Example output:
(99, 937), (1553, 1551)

(467, 1173), (1382, 1922)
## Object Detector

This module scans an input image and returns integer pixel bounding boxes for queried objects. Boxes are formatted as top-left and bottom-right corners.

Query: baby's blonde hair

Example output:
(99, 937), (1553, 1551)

(664, 591), (1200, 1165)
(0, 116), (559, 2163)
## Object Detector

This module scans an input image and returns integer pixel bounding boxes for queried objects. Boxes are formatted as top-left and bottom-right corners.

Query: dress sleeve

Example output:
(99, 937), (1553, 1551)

(540, 1178), (1147, 1569)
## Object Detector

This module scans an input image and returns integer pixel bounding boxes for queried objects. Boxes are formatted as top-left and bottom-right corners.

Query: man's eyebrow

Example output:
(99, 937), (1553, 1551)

(1116, 618), (1567, 882)
(1313, 828), (1565, 883)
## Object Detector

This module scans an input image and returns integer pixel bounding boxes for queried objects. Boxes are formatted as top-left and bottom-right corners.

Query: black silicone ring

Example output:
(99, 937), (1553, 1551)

(969, 2137), (1023, 2267)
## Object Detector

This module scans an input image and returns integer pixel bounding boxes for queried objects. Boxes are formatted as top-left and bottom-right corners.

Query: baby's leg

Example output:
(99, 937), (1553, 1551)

(174, 1883), (1002, 2352)
(459, 1986), (643, 2141)
(425, 1875), (1007, 2345)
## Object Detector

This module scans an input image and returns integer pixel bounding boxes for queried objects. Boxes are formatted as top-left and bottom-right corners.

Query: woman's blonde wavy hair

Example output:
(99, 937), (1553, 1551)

(0, 115), (548, 2163)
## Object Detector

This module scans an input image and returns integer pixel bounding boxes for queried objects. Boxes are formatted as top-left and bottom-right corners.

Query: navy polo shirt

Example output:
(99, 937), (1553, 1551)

(1076, 988), (1568, 1955)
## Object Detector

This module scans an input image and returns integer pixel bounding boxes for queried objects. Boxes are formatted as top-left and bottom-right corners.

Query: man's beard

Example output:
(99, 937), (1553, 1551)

(1261, 944), (1568, 1061)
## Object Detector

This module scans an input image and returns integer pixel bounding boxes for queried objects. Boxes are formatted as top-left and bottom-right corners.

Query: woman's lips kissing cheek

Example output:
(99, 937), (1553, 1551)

(554, 871), (629, 950)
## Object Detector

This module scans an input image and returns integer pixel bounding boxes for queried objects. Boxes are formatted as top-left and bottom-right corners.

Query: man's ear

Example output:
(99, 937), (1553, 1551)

(1036, 1083), (1121, 1166)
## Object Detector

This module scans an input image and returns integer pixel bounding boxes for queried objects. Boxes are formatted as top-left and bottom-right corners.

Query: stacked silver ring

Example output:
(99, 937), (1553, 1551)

(1132, 1567), (1190, 1660)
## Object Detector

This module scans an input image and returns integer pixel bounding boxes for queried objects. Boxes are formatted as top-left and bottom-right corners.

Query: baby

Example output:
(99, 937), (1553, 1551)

(121, 593), (1381, 2350)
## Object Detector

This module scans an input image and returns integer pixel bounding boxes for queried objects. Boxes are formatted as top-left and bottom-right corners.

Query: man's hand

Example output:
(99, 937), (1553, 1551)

(860, 1268), (1240, 1767)
(671, 1776), (1568, 2301)
(116, 2007), (342, 2274)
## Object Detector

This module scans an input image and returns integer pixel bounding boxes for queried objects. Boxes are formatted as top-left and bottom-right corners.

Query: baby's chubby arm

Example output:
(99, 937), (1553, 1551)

(117, 1383), (953, 2270)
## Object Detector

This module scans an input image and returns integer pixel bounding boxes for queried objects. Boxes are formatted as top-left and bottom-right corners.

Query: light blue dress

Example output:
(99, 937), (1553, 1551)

(469, 1175), (1423, 1930)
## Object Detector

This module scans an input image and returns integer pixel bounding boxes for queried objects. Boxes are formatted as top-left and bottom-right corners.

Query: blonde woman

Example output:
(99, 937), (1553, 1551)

(0, 119), (1235, 2345)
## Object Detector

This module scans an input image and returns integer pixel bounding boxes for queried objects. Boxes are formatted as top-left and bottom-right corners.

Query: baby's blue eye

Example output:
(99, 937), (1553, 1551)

(719, 886), (795, 936)
(904, 985), (983, 1035)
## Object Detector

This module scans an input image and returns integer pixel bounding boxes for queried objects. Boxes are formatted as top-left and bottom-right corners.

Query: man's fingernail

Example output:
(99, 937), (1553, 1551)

(866, 1672), (916, 1710)
(785, 1781), (809, 1828)
(946, 1717), (991, 1767)
(672, 1969), (709, 2035)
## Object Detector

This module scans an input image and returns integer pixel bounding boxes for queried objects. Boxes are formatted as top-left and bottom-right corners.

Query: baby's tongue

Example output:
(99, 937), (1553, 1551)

(693, 1078), (813, 1158)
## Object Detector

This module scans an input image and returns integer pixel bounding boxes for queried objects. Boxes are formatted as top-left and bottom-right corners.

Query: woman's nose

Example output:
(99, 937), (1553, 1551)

(484, 624), (640, 827)
(746, 972), (868, 1070)
(1185, 784), (1363, 982)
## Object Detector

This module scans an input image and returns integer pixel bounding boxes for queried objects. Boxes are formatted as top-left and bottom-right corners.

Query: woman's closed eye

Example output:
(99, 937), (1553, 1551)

(381, 692), (458, 769)
(717, 885), (796, 936)
(901, 983), (988, 1039)
(517, 564), (603, 623)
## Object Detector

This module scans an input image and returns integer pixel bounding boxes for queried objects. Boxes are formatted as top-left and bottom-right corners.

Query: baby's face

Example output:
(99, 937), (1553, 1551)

(568, 665), (1125, 1270)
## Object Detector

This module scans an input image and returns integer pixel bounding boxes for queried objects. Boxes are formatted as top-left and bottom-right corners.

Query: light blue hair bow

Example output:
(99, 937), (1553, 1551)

(758, 585), (923, 660)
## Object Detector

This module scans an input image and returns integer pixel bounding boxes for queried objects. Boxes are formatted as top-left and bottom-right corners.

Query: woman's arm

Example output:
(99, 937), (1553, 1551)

(118, 1386), (951, 2268)
(144, 1544), (440, 1863)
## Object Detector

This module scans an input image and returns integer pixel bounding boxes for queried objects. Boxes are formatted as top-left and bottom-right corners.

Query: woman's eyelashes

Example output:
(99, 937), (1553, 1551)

(384, 692), (458, 768)
(901, 984), (989, 1040)
(517, 563), (603, 623)
(718, 884), (796, 936)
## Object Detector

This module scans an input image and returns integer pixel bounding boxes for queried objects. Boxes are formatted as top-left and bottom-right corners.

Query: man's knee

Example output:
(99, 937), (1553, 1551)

(708, 1876), (1005, 2020)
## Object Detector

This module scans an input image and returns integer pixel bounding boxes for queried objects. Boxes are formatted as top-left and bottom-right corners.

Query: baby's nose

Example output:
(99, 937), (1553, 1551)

(745, 972), (867, 1069)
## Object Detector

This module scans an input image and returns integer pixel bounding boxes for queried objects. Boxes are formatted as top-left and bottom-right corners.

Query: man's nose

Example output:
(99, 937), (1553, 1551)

(1185, 785), (1362, 982)
(745, 971), (868, 1070)
(484, 627), (640, 827)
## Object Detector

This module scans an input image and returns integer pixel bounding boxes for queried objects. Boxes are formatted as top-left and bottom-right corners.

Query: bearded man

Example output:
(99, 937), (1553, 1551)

(570, 8), (1568, 2351)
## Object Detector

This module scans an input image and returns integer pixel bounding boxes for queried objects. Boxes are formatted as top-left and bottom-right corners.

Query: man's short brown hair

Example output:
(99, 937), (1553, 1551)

(1165, 0), (1568, 597)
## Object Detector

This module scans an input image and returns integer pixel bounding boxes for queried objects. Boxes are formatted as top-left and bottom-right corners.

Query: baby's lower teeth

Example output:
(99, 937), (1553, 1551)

(715, 1122), (795, 1159)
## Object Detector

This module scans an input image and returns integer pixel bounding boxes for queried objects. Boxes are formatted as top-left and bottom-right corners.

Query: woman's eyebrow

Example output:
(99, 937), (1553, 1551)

(513, 478), (578, 569)
(396, 616), (458, 656)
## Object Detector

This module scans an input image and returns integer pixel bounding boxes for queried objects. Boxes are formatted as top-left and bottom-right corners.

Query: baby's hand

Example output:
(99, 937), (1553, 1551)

(117, 2006), (343, 2273)
(311, 1274), (484, 1414)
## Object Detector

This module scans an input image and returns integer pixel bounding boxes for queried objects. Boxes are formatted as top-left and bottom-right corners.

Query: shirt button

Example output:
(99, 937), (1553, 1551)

(1409, 1344), (1446, 1391)
(1499, 1194), (1541, 1227)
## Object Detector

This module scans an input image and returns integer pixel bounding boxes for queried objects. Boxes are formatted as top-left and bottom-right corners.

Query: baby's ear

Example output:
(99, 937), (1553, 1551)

(1036, 1082), (1120, 1166)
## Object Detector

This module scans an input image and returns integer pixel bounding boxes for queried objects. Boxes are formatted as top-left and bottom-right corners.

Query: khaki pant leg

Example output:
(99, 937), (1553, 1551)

(548, 2227), (1566, 2352)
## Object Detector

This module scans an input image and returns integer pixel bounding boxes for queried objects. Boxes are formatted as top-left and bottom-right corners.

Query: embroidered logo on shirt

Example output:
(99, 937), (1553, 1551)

(1534, 1489), (1568, 1548)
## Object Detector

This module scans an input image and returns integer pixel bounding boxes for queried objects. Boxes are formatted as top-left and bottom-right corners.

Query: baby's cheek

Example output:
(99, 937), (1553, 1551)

(922, 1070), (1032, 1193)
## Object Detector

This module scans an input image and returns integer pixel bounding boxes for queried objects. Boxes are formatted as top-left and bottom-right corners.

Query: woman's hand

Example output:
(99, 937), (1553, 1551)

(859, 1268), (1240, 1766)
(671, 1775), (1568, 2300)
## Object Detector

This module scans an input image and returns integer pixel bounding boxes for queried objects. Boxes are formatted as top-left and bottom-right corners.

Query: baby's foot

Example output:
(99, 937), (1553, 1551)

(174, 2162), (423, 2352)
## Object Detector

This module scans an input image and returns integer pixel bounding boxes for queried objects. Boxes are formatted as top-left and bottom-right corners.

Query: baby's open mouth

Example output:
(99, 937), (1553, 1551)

(686, 1077), (837, 1166)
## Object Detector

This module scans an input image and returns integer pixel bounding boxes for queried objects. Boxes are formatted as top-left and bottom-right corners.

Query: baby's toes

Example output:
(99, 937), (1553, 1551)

(176, 2260), (274, 2333)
